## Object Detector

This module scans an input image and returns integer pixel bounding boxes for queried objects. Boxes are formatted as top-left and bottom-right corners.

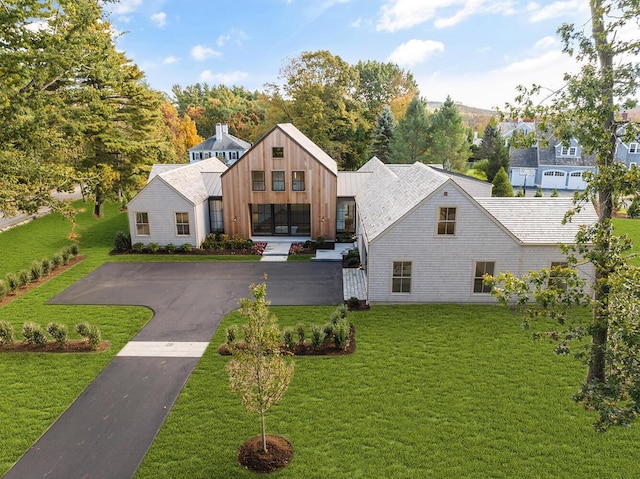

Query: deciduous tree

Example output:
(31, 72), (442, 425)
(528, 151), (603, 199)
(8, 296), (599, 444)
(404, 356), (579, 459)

(227, 279), (294, 453)
(492, 0), (640, 431)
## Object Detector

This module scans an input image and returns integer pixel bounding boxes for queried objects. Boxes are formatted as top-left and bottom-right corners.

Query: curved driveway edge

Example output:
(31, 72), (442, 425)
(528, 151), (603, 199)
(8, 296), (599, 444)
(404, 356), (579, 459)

(4, 262), (342, 479)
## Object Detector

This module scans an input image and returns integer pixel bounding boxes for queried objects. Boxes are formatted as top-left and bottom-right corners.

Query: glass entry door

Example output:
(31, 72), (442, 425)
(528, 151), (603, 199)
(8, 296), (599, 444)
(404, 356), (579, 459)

(273, 204), (289, 234)
(250, 204), (310, 236)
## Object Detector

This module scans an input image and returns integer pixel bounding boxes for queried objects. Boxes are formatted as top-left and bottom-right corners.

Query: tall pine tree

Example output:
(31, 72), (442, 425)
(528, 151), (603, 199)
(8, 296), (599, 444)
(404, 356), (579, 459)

(370, 105), (395, 162)
(388, 96), (429, 164)
(476, 119), (510, 182)
(426, 96), (471, 172)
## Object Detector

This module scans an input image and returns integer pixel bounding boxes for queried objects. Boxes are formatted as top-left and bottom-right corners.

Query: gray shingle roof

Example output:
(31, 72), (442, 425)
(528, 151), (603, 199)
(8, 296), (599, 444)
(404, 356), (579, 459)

(510, 147), (538, 168)
(158, 158), (227, 204)
(148, 164), (184, 181)
(357, 161), (449, 242)
(188, 133), (251, 153)
(475, 198), (598, 244)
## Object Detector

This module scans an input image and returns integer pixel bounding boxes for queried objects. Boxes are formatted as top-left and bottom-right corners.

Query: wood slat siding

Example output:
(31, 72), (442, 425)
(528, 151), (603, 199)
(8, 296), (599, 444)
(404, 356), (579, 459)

(127, 179), (199, 247)
(221, 127), (337, 239)
(366, 186), (593, 303)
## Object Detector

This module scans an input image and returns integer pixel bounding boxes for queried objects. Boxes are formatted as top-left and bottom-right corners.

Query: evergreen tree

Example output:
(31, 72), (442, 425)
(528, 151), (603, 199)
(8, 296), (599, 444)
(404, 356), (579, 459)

(387, 96), (429, 164)
(370, 105), (395, 162)
(476, 119), (510, 182)
(426, 96), (471, 172)
(491, 167), (514, 197)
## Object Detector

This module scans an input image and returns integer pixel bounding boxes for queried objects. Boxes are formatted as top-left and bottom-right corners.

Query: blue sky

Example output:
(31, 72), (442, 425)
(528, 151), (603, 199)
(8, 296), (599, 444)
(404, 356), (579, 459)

(105, 0), (592, 110)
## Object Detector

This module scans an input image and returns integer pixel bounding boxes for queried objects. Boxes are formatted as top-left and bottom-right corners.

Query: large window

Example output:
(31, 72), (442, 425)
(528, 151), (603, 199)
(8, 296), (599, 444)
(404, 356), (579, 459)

(272, 171), (285, 191)
(292, 171), (305, 191)
(135, 212), (150, 236)
(175, 212), (190, 236)
(437, 207), (456, 235)
(252, 171), (265, 191)
(209, 198), (224, 233)
(392, 261), (412, 293)
(473, 261), (495, 293)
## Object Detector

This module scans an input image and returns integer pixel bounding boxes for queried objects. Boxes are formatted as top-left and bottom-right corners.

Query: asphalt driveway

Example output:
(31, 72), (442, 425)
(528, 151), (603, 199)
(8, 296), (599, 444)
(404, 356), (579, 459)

(4, 261), (342, 479)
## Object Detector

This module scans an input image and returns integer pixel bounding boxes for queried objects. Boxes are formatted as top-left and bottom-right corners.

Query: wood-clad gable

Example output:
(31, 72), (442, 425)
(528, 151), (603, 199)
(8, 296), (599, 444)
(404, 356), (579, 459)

(221, 124), (338, 238)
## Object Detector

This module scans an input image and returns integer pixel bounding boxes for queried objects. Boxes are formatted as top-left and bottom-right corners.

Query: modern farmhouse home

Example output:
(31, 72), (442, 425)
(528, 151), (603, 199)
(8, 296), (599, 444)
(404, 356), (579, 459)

(128, 122), (597, 304)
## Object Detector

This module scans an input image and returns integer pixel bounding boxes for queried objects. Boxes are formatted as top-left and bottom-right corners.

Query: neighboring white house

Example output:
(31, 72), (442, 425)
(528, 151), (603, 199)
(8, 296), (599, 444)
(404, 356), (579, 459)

(188, 123), (251, 166)
(354, 158), (597, 304)
(128, 124), (597, 304)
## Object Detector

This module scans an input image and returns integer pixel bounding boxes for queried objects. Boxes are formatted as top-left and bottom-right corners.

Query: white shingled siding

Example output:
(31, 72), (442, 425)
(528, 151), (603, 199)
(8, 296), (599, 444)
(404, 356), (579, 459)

(127, 179), (200, 247)
(365, 187), (587, 304)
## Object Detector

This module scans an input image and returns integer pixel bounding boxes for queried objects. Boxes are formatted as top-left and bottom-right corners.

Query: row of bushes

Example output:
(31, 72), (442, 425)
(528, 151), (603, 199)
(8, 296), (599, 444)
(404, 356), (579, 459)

(113, 232), (264, 255)
(224, 304), (352, 353)
(201, 233), (254, 250)
(0, 320), (102, 350)
(0, 244), (79, 301)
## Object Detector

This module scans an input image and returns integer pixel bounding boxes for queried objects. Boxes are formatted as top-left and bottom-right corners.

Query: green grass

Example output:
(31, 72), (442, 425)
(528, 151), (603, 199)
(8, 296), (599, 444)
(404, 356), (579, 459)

(287, 254), (314, 261)
(613, 217), (640, 266)
(135, 304), (640, 479)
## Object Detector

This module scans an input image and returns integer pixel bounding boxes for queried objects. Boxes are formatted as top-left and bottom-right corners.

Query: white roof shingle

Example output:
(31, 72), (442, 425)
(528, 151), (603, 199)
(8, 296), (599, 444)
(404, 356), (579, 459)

(158, 158), (227, 204)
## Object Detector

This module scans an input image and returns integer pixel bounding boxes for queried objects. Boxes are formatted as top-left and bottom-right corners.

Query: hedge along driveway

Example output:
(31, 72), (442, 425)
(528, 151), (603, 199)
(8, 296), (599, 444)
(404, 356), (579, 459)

(4, 261), (343, 479)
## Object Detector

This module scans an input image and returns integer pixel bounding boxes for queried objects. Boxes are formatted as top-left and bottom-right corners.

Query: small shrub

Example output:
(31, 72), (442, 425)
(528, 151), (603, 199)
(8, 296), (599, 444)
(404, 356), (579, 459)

(333, 319), (351, 350)
(0, 320), (15, 345)
(316, 236), (326, 247)
(75, 322), (102, 350)
(179, 243), (192, 253)
(147, 242), (159, 253)
(132, 242), (145, 253)
(61, 246), (71, 264)
(226, 324), (239, 346)
(51, 253), (63, 269)
(41, 257), (51, 275)
(347, 296), (361, 310)
(534, 186), (543, 197)
(114, 231), (132, 252)
(69, 243), (80, 256)
(282, 327), (295, 351)
(23, 322), (47, 346)
(0, 280), (6, 301)
(47, 322), (68, 349)
(5, 273), (18, 293)
(331, 304), (349, 324)
(515, 188), (525, 197)
(296, 323), (306, 345)
(310, 324), (326, 350)
(18, 269), (30, 287)
(30, 260), (43, 281)
(551, 189), (559, 197)
(165, 243), (176, 253)
(323, 322), (334, 340)
(628, 197), (640, 219)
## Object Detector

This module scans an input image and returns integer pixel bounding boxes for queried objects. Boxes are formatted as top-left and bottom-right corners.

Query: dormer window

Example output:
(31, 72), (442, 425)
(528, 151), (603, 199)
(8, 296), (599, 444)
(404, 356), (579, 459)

(629, 143), (638, 154)
(560, 146), (577, 156)
(272, 147), (284, 158)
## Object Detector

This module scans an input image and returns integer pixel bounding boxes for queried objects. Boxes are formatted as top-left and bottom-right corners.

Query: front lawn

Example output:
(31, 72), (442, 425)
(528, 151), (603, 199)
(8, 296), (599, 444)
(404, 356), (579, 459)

(135, 304), (640, 478)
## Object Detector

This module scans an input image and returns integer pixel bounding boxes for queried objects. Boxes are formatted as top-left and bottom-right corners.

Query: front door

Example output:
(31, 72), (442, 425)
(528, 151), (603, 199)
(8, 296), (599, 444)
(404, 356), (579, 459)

(250, 204), (310, 236)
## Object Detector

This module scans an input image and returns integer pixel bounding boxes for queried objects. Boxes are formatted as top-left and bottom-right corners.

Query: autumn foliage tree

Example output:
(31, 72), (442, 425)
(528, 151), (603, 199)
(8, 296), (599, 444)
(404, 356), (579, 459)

(227, 279), (294, 453)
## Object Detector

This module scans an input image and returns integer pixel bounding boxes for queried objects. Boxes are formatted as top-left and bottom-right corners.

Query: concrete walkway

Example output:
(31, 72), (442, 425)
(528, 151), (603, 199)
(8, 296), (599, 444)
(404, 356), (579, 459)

(260, 241), (292, 261)
(4, 262), (343, 479)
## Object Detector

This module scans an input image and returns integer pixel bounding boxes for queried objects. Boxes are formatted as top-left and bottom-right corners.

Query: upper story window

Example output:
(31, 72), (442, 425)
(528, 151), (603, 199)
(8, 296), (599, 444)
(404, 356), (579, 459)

(272, 171), (285, 191)
(437, 207), (456, 235)
(292, 171), (305, 191)
(175, 212), (190, 236)
(272, 147), (284, 158)
(135, 212), (150, 236)
(252, 171), (265, 191)
(629, 143), (638, 154)
(560, 146), (577, 156)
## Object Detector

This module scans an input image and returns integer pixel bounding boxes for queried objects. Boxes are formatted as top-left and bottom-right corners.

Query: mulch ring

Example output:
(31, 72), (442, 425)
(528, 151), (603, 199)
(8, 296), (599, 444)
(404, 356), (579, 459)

(237, 435), (293, 474)
(218, 325), (356, 356)
(0, 340), (110, 353)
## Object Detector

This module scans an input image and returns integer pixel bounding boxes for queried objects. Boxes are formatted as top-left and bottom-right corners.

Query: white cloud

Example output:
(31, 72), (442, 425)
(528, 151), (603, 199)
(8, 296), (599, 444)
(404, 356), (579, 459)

(109, 0), (143, 15)
(190, 45), (222, 61)
(387, 39), (445, 67)
(151, 12), (167, 27)
(199, 70), (249, 84)
(163, 56), (179, 65)
(417, 49), (576, 110)
(216, 28), (249, 47)
(351, 17), (363, 27)
(528, 0), (587, 23)
(24, 20), (49, 32)
(533, 35), (558, 50)
(377, 0), (514, 31)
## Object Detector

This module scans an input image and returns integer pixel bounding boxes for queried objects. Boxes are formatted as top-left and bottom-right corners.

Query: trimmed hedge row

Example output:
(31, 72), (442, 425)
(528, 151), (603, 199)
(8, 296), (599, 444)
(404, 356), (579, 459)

(0, 320), (102, 350)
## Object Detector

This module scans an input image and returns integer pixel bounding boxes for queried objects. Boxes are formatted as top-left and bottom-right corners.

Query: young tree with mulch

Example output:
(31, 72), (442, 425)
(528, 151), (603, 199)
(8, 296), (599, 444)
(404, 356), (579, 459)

(226, 278), (294, 470)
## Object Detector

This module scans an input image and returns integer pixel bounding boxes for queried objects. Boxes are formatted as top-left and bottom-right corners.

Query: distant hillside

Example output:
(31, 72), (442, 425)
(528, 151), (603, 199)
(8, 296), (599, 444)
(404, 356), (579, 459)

(625, 108), (640, 121)
(427, 101), (498, 133)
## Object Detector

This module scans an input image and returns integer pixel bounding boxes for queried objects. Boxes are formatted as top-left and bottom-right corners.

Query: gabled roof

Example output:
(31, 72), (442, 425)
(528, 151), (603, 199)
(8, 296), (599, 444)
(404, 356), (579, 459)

(475, 198), (598, 244)
(153, 158), (227, 205)
(188, 133), (251, 152)
(276, 123), (338, 176)
(357, 161), (449, 242)
(221, 123), (338, 178)
(148, 164), (184, 181)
